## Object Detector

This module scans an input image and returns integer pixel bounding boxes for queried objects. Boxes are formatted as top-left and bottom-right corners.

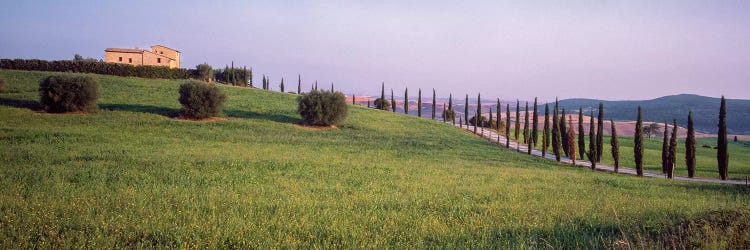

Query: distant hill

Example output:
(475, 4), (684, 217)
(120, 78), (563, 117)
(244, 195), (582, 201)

(554, 94), (750, 135)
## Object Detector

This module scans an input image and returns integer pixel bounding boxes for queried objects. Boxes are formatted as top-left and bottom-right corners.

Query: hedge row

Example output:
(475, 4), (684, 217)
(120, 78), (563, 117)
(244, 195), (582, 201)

(0, 59), (196, 79)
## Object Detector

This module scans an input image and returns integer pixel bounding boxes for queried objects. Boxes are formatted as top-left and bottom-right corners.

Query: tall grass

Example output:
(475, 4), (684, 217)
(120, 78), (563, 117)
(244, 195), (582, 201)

(1, 69), (749, 248)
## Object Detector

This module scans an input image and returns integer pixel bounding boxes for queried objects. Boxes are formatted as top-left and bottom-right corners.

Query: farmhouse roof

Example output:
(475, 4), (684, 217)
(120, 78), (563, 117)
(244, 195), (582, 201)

(105, 48), (145, 53)
(151, 45), (180, 53)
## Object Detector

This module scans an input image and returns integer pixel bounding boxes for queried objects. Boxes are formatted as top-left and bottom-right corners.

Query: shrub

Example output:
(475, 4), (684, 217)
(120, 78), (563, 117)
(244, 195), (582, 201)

(469, 115), (489, 127)
(196, 64), (213, 82)
(38, 74), (99, 113)
(1, 59), (194, 79)
(297, 90), (348, 126)
(443, 109), (456, 122)
(178, 80), (227, 119)
(0, 76), (5, 93)
(374, 97), (390, 111)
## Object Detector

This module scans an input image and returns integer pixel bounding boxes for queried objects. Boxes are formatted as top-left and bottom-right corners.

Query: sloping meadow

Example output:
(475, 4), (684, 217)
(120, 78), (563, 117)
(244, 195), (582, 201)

(1, 69), (749, 248)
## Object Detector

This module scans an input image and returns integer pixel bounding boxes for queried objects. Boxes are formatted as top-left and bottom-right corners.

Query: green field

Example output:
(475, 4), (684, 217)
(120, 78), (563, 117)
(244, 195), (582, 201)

(1, 70), (749, 248)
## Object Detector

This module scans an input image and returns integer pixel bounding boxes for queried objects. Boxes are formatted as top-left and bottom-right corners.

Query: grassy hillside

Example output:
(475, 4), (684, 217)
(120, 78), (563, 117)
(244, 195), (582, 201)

(1, 70), (749, 248)
(555, 94), (750, 135)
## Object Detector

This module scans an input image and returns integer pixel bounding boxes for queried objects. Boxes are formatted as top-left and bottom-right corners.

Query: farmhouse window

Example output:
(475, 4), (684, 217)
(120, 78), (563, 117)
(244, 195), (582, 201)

(157, 58), (161, 63)
(118, 57), (122, 62)
(129, 58), (132, 63)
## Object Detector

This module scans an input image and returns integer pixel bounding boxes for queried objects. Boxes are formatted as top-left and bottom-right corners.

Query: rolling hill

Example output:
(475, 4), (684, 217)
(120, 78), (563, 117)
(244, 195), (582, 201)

(555, 94), (750, 135)
(1, 70), (749, 248)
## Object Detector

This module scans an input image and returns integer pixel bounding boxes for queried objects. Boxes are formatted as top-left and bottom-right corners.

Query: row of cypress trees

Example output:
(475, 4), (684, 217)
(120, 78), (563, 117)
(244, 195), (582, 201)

(363, 85), (731, 180)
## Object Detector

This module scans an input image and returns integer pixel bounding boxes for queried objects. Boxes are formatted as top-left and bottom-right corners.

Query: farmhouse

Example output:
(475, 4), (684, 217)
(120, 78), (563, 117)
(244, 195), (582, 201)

(104, 45), (180, 68)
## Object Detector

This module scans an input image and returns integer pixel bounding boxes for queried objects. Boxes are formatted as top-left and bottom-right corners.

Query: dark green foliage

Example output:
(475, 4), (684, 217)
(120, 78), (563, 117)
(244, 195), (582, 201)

(489, 108), (493, 130)
(667, 119), (678, 179)
(515, 100), (520, 140)
(432, 89), (436, 120)
(38, 74), (99, 113)
(635, 106), (644, 176)
(178, 80), (227, 119)
(196, 64), (213, 82)
(444, 106), (456, 122)
(0, 58), (194, 79)
(297, 75), (301, 94)
(280, 78), (285, 93)
(374, 97), (390, 111)
(532, 97), (539, 146)
(542, 104), (550, 156)
(314, 81), (318, 91)
(352, 95), (355, 104)
(469, 115), (489, 127)
(588, 111), (596, 169)
(464, 94), (469, 127)
(475, 93), (481, 134)
(297, 90), (348, 126)
(246, 66), (252, 88)
(578, 108), (586, 160)
(523, 101), (529, 144)
(686, 111), (696, 177)
(662, 122), (669, 174)
(506, 104), (511, 148)
(611, 119), (620, 172)
(718, 96), (728, 180)
(566, 117), (576, 162)
(596, 103), (604, 162)
(560, 109), (569, 157)
(552, 99), (562, 162)
(418, 88), (422, 117)
(330, 83), (334, 92)
(0, 76), (6, 93)
(367, 100), (371, 108)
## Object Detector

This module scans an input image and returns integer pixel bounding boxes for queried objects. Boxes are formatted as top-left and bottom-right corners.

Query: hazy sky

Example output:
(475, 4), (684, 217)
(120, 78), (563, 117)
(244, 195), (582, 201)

(1, 0), (749, 101)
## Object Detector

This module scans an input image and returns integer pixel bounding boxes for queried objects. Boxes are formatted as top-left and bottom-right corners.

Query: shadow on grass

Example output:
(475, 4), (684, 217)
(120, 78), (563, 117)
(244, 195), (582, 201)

(224, 109), (303, 124)
(99, 103), (180, 117)
(0, 97), (40, 110)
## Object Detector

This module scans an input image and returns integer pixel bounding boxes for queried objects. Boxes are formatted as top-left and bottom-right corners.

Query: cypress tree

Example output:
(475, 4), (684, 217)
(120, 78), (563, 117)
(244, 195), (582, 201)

(315, 81), (318, 90)
(243, 66), (249, 86)
(528, 117), (533, 155)
(280, 78), (285, 92)
(496, 98), (501, 130)
(552, 99), (562, 162)
(404, 88), (408, 114)
(635, 106), (644, 176)
(596, 102), (604, 162)
(611, 119), (620, 173)
(489, 108), (493, 131)
(352, 95), (355, 105)
(449, 94), (454, 124)
(464, 95), (469, 126)
(475, 93), (481, 134)
(567, 116), (576, 163)
(367, 100), (371, 108)
(391, 89), (396, 112)
(532, 97), (539, 147)
(331, 82), (334, 92)
(560, 109), (569, 157)
(661, 121), (669, 174)
(718, 96), (728, 180)
(231, 61), (236, 85)
(667, 119), (678, 179)
(224, 66), (230, 83)
(459, 117), (463, 128)
(542, 103), (550, 157)
(578, 108), (586, 160)
(418, 88), (422, 117)
(515, 100), (520, 140)
(431, 89), (436, 120)
(506, 104), (511, 148)
(686, 110), (696, 178)
(588, 111), (596, 169)
(442, 103), (446, 122)
(297, 74), (301, 94)
(523, 101), (529, 144)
